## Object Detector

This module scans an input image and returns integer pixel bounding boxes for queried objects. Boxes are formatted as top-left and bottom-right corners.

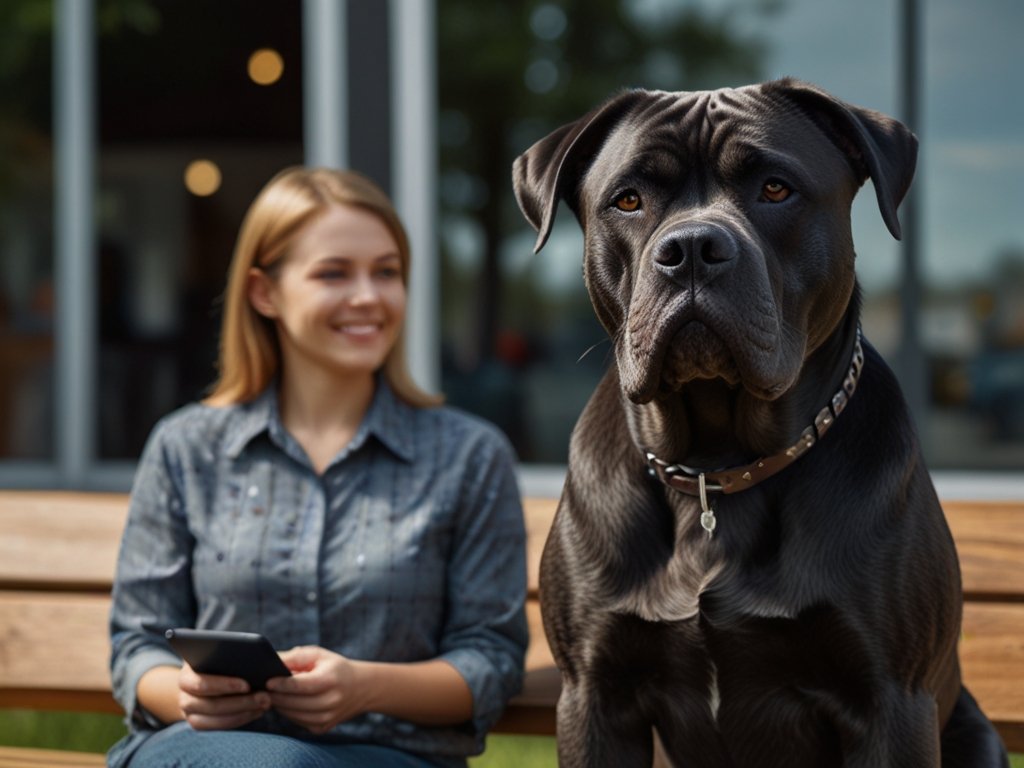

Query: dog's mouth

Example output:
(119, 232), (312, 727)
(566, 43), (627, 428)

(622, 320), (740, 403)
(661, 322), (741, 391)
(620, 314), (791, 405)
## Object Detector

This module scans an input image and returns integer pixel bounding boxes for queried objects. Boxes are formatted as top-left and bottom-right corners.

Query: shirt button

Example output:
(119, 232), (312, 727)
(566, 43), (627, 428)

(306, 591), (317, 603)
(355, 554), (365, 566)
(248, 485), (259, 497)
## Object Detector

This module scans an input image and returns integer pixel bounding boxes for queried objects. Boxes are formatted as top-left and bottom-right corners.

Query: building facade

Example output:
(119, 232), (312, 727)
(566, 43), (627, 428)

(0, 0), (1021, 496)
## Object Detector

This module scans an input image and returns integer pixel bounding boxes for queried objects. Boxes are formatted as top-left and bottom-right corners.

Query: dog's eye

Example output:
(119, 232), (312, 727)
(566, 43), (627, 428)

(762, 180), (791, 203)
(613, 190), (642, 212)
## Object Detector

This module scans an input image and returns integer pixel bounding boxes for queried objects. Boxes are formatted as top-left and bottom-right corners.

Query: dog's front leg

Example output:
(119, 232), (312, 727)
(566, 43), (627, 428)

(555, 681), (654, 768)
(842, 691), (941, 768)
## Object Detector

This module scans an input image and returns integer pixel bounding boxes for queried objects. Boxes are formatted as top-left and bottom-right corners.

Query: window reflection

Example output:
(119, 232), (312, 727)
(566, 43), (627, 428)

(0, 2), (54, 459)
(0, 0), (1020, 475)
(96, 0), (303, 459)
(437, 0), (1024, 471)
(919, 0), (1024, 467)
(437, 0), (774, 462)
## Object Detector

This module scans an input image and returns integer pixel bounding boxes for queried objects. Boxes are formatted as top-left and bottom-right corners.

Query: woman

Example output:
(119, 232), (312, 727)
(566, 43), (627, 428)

(107, 167), (528, 768)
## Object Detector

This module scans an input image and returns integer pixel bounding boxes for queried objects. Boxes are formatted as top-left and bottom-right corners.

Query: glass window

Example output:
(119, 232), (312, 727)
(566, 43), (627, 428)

(437, 0), (1023, 473)
(920, 0), (1024, 469)
(0, 1), (55, 460)
(436, 0), (895, 463)
(96, 0), (303, 459)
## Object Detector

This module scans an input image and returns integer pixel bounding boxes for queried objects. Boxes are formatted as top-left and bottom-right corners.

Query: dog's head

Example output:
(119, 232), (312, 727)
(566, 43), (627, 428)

(513, 79), (916, 405)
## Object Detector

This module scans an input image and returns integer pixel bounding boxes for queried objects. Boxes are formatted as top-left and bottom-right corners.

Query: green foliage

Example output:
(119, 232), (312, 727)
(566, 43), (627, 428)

(0, 710), (126, 753)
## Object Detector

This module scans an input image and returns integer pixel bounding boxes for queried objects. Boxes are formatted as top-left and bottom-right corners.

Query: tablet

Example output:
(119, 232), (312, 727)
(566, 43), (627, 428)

(165, 628), (292, 691)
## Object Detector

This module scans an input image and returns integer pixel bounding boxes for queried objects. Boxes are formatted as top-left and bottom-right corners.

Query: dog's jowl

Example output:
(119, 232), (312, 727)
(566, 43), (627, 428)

(513, 79), (1009, 767)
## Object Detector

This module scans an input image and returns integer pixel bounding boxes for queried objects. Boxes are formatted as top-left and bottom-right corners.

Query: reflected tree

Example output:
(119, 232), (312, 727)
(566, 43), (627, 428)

(0, 0), (160, 200)
(437, 0), (782, 371)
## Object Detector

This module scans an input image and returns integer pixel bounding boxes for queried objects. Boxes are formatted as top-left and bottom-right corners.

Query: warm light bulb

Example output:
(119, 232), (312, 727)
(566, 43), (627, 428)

(248, 48), (284, 86)
(184, 160), (222, 197)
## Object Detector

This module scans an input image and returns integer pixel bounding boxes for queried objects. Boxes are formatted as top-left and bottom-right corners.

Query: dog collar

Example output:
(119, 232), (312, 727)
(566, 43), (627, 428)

(643, 329), (865, 533)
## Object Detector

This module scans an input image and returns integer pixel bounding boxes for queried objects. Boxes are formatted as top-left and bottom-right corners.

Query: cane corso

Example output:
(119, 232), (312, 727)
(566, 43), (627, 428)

(512, 79), (1008, 767)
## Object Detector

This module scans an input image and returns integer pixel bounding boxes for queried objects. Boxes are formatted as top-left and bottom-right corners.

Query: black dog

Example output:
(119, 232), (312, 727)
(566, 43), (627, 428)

(513, 79), (1008, 767)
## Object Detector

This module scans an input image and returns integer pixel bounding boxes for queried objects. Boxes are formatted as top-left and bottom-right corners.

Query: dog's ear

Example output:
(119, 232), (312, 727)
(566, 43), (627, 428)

(768, 78), (918, 240)
(513, 90), (647, 253)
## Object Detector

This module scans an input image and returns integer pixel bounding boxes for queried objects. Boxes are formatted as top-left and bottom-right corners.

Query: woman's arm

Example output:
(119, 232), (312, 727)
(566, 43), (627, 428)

(136, 665), (186, 724)
(109, 418), (198, 727)
(138, 662), (272, 730)
(433, 425), (529, 732)
(111, 412), (266, 731)
(267, 647), (473, 734)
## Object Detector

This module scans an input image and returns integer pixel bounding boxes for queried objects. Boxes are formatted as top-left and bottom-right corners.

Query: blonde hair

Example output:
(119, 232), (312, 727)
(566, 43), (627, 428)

(205, 166), (442, 408)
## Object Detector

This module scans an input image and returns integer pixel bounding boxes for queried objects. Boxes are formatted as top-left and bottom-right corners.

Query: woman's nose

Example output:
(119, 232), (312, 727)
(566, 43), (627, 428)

(347, 273), (380, 304)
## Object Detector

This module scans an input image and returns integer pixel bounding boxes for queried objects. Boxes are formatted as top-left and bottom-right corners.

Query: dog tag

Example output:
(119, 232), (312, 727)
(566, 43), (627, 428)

(698, 473), (716, 539)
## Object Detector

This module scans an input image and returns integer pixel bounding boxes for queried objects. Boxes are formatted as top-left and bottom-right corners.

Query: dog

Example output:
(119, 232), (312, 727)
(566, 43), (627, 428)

(512, 79), (1009, 767)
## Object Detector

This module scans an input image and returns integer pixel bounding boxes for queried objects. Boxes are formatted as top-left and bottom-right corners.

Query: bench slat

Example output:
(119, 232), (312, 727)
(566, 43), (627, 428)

(944, 501), (1024, 603)
(524, 498), (556, 599)
(3, 493), (1021, 603)
(0, 492), (127, 592)
(0, 746), (106, 767)
(961, 602), (1024, 751)
(0, 593), (112, 697)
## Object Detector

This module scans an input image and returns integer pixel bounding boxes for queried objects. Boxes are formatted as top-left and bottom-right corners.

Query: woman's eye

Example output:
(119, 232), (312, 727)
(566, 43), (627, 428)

(762, 180), (791, 203)
(613, 190), (642, 212)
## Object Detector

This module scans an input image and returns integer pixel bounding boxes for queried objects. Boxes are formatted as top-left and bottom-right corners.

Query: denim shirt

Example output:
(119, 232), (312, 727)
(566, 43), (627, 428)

(107, 380), (528, 767)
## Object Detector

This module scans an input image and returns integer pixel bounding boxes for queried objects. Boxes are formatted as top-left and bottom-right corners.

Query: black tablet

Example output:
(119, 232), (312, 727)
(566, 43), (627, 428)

(165, 628), (292, 691)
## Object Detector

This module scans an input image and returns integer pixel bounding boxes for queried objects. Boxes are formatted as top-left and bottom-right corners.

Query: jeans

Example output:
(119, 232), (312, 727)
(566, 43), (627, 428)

(125, 721), (464, 768)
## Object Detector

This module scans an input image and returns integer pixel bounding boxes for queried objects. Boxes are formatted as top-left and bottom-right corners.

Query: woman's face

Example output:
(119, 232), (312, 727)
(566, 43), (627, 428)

(249, 203), (406, 382)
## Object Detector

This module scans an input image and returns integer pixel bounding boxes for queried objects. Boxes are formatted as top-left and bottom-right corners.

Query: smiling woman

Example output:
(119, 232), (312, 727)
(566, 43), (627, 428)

(106, 166), (528, 768)
(245, 202), (410, 472)
(205, 167), (437, 411)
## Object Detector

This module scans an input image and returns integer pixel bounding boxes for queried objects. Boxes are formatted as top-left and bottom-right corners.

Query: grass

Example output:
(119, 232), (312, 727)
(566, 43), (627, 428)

(0, 711), (557, 765)
(0, 710), (127, 753)
(0, 711), (1019, 766)
(471, 734), (557, 767)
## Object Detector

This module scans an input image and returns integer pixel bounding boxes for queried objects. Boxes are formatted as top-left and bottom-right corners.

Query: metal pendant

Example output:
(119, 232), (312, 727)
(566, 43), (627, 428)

(698, 473), (716, 539)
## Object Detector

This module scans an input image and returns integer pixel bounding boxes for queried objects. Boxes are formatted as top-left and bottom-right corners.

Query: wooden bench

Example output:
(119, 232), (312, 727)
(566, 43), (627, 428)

(1, 491), (1022, 766)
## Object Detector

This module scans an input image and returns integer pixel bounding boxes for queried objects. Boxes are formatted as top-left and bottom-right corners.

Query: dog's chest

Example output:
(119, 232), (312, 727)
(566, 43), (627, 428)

(603, 495), (801, 625)
(608, 515), (726, 623)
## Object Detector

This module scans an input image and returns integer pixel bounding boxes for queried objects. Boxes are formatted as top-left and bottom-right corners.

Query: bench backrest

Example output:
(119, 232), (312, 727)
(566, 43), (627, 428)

(1, 490), (1022, 750)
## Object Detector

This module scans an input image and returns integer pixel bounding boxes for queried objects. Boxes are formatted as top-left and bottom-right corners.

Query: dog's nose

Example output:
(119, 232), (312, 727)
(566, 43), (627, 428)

(652, 222), (737, 285)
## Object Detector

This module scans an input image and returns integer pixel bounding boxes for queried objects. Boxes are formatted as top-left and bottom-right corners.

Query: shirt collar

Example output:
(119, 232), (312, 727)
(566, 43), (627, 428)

(359, 377), (417, 463)
(223, 378), (416, 464)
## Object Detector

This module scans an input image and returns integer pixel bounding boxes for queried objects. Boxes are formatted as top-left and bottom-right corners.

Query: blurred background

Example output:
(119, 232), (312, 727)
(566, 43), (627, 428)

(0, 0), (1021, 493)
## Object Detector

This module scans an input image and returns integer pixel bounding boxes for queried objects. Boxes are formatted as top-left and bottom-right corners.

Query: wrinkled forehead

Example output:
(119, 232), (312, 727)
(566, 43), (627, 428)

(593, 86), (767, 154)
(586, 84), (845, 188)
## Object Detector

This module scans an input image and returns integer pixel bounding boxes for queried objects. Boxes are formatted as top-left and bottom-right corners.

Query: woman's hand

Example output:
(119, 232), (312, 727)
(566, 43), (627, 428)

(266, 646), (474, 733)
(177, 662), (272, 730)
(266, 646), (369, 734)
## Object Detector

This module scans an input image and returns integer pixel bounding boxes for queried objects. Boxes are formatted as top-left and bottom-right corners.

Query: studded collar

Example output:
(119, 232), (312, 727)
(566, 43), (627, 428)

(644, 329), (865, 499)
